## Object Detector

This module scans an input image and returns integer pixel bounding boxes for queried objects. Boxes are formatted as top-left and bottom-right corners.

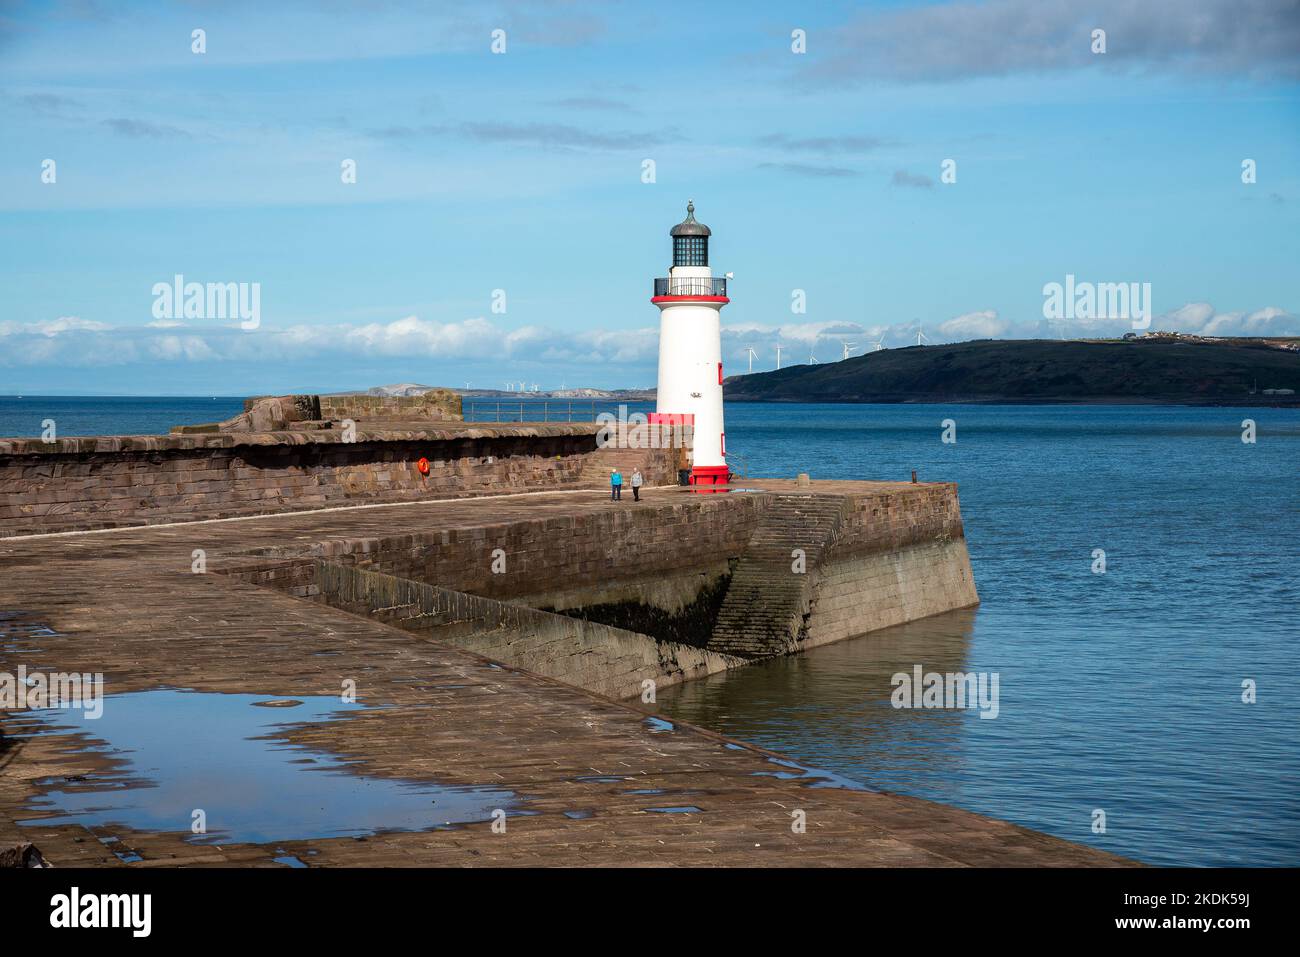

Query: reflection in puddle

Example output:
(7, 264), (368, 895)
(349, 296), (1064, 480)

(645, 806), (702, 814)
(0, 611), (61, 653)
(17, 689), (515, 846)
(643, 717), (674, 734)
(761, 757), (870, 791)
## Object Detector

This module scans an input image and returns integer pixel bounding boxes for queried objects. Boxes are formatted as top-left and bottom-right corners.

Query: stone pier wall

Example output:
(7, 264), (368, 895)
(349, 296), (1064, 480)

(219, 480), (978, 696)
(797, 483), (978, 648)
(0, 426), (678, 536)
(801, 539), (978, 650)
(314, 561), (738, 700)
(836, 483), (969, 555)
(304, 492), (762, 609)
(318, 391), (462, 420)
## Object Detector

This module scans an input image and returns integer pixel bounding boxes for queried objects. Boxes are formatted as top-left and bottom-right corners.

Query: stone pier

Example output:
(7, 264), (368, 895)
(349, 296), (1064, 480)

(0, 414), (1127, 867)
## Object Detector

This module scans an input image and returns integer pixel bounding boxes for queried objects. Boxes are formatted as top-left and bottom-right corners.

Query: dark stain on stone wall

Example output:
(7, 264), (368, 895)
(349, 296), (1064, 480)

(538, 564), (735, 649)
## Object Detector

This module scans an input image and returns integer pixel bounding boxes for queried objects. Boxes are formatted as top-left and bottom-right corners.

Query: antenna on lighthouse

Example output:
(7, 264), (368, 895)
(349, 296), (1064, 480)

(745, 346), (757, 372)
(841, 340), (856, 361)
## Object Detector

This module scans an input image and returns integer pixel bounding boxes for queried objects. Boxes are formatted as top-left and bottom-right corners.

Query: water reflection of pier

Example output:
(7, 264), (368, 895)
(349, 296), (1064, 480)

(656, 608), (979, 790)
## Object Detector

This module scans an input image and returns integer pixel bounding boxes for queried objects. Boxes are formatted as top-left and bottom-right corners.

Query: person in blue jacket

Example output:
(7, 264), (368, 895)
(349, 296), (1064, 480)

(610, 468), (623, 501)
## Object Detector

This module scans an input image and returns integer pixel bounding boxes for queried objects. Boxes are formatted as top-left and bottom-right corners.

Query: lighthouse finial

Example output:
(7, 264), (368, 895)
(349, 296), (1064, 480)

(686, 199), (695, 220)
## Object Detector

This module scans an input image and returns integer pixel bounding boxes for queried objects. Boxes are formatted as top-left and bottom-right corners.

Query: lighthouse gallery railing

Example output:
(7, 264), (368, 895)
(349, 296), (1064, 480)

(653, 277), (727, 297)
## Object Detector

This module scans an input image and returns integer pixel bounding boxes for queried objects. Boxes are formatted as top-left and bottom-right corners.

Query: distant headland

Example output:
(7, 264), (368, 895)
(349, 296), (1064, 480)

(724, 336), (1300, 406)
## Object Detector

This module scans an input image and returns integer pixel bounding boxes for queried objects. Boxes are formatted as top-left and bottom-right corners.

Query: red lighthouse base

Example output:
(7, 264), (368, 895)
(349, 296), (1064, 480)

(689, 464), (731, 493)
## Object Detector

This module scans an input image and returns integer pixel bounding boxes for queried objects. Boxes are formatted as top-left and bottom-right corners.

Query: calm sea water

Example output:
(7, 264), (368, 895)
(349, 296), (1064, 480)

(3, 396), (1296, 865)
(662, 402), (1300, 867)
(0, 395), (646, 437)
(0, 395), (246, 437)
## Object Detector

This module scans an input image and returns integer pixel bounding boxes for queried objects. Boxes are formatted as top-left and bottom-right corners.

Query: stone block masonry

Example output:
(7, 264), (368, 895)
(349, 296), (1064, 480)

(709, 482), (978, 658)
(301, 491), (761, 609)
(314, 561), (739, 700)
(799, 483), (978, 648)
(318, 390), (462, 421)
(801, 539), (977, 650)
(0, 425), (679, 536)
(221, 478), (977, 674)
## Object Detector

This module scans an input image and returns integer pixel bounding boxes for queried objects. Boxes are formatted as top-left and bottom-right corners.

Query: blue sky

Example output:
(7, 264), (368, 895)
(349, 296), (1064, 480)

(1, 0), (1297, 395)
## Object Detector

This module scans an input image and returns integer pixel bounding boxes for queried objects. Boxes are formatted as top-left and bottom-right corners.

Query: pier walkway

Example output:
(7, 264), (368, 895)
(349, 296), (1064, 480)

(0, 485), (1130, 867)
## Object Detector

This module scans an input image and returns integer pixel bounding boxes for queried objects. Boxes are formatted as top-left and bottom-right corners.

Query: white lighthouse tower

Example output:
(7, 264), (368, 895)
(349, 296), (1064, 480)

(650, 200), (730, 487)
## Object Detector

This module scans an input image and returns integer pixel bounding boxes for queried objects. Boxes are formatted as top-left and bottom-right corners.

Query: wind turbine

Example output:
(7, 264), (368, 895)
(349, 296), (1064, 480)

(916, 322), (929, 346)
(775, 344), (783, 370)
(873, 337), (886, 352)
(745, 346), (758, 373)
(841, 340), (856, 361)
(808, 346), (818, 364)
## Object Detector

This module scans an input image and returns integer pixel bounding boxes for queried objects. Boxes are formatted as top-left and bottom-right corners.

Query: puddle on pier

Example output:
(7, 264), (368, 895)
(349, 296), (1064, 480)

(0, 611), (61, 653)
(757, 757), (870, 791)
(645, 806), (703, 814)
(16, 689), (516, 846)
(643, 717), (675, 734)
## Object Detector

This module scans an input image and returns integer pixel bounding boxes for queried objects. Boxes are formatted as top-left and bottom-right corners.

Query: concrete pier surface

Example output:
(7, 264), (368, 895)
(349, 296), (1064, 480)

(0, 483), (1131, 867)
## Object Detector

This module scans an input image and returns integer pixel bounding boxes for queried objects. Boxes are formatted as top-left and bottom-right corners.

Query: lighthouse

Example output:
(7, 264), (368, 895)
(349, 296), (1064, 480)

(650, 200), (730, 487)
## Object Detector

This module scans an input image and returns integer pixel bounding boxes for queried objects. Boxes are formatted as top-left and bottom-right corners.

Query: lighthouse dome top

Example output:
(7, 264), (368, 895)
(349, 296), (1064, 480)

(669, 200), (711, 237)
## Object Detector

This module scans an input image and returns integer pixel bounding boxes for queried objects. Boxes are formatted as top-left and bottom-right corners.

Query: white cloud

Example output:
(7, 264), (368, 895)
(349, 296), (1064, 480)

(3, 304), (1296, 373)
(0, 313), (660, 368)
(1162, 302), (1216, 331)
(939, 310), (1007, 339)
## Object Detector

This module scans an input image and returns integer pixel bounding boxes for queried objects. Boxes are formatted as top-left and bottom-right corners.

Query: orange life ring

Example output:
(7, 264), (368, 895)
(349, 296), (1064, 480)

(416, 457), (430, 476)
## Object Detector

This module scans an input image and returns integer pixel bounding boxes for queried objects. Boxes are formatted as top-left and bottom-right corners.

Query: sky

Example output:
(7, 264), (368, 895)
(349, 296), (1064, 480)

(1, 0), (1298, 395)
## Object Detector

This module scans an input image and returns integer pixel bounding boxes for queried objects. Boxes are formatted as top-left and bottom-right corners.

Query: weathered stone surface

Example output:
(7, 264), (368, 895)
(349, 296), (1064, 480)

(710, 493), (853, 657)
(313, 562), (739, 699)
(319, 390), (462, 421)
(0, 486), (1128, 868)
(0, 425), (678, 535)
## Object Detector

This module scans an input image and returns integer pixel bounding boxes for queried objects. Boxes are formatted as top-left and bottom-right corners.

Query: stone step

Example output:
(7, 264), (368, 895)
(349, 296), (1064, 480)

(707, 493), (852, 659)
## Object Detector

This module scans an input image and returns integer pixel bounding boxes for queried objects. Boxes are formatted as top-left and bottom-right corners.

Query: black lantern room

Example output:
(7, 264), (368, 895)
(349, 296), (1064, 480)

(670, 200), (710, 267)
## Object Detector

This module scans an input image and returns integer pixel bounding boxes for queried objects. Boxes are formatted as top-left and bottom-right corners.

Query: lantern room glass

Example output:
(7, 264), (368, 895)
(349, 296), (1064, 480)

(673, 236), (708, 267)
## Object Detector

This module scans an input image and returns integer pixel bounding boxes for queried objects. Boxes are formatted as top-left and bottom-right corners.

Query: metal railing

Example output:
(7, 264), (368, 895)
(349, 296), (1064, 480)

(465, 400), (600, 423)
(653, 276), (727, 298)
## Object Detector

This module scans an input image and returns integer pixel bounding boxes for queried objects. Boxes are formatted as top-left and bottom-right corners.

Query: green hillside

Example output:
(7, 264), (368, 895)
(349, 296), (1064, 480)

(724, 338), (1300, 404)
